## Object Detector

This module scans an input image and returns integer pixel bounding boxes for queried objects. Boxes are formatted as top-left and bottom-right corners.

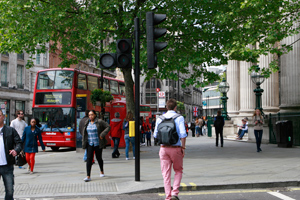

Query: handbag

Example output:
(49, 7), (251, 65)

(17, 151), (27, 166)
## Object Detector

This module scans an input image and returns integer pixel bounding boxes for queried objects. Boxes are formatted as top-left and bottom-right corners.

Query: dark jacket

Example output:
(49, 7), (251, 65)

(79, 116), (89, 136)
(22, 126), (45, 153)
(82, 118), (110, 149)
(1, 125), (22, 165)
(214, 116), (225, 130)
(123, 120), (129, 135)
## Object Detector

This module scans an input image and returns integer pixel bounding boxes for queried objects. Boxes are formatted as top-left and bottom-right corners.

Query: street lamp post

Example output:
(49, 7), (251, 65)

(250, 66), (265, 115)
(219, 78), (230, 120)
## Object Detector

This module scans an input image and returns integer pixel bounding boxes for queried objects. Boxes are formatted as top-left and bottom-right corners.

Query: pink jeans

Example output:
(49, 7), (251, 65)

(159, 147), (184, 200)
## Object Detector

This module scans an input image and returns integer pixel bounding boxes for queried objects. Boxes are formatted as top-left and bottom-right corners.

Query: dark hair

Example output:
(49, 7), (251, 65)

(35, 118), (42, 128)
(85, 110), (90, 117)
(166, 99), (177, 110)
(89, 110), (97, 115)
(217, 110), (221, 116)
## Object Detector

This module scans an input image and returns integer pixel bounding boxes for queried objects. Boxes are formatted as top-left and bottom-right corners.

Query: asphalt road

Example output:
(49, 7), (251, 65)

(15, 188), (300, 200)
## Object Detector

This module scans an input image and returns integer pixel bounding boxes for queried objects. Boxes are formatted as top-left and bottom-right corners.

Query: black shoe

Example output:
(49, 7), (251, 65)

(171, 196), (180, 200)
(216, 145), (218, 147)
(259, 148), (262, 152)
(221, 145), (223, 147)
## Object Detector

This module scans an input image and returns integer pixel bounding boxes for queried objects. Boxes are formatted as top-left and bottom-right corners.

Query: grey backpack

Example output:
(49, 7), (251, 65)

(157, 114), (181, 145)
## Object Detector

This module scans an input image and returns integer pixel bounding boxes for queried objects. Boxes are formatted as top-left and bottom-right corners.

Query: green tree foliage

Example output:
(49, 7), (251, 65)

(90, 89), (114, 106)
(0, 0), (299, 114)
(176, 101), (185, 114)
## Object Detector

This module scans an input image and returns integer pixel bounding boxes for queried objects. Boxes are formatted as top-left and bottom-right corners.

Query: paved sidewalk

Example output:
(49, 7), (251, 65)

(2, 135), (300, 199)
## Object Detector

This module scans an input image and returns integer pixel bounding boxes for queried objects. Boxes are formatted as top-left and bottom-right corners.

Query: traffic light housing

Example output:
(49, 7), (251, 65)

(116, 39), (132, 68)
(99, 53), (117, 69)
(146, 12), (168, 69)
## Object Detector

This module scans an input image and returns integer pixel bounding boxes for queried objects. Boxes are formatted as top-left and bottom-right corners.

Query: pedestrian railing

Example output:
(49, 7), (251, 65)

(269, 112), (300, 146)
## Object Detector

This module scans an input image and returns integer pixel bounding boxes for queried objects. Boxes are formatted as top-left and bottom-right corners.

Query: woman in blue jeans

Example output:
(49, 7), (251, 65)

(123, 111), (135, 160)
(253, 109), (264, 152)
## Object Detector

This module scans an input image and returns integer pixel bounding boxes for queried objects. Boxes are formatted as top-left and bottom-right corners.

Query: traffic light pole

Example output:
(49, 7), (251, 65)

(134, 17), (141, 182)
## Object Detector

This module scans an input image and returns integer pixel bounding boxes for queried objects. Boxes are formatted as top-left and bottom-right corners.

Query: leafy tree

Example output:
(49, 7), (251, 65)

(176, 101), (185, 114)
(0, 0), (299, 115)
(90, 89), (114, 106)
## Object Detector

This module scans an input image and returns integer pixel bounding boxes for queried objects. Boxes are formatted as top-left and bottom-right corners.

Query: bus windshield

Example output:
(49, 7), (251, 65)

(37, 70), (74, 89)
(33, 108), (76, 131)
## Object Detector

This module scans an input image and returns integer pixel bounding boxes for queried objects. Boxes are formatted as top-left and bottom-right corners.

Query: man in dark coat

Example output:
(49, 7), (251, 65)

(214, 110), (225, 147)
(0, 109), (22, 200)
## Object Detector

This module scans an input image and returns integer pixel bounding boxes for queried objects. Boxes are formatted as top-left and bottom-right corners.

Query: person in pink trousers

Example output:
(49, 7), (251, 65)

(154, 99), (187, 200)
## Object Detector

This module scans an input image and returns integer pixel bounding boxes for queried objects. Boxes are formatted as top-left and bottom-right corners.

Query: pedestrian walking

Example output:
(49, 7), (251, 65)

(140, 117), (146, 146)
(10, 110), (27, 169)
(22, 118), (45, 174)
(82, 110), (110, 182)
(123, 111), (135, 160)
(214, 111), (225, 147)
(10, 110), (27, 139)
(109, 112), (123, 158)
(154, 99), (187, 200)
(253, 109), (264, 152)
(190, 120), (195, 137)
(195, 117), (203, 137)
(79, 110), (90, 162)
(0, 109), (22, 200)
(146, 128), (152, 146)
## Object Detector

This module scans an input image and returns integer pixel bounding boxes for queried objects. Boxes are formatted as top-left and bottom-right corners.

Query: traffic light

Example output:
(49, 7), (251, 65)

(146, 12), (168, 69)
(116, 39), (132, 68)
(99, 53), (117, 69)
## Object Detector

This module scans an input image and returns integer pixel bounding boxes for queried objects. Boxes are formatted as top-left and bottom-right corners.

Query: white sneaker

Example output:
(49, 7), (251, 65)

(133, 157), (135, 160)
(83, 177), (91, 182)
(126, 158), (130, 160)
(100, 174), (105, 177)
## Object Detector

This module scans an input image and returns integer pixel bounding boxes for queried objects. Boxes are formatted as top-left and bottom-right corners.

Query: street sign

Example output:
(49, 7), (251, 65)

(159, 98), (165, 108)
(156, 88), (160, 92)
(158, 91), (165, 98)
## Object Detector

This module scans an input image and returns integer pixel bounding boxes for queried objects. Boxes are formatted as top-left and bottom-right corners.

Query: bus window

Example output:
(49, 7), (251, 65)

(119, 82), (125, 96)
(37, 71), (55, 89)
(88, 75), (98, 91)
(110, 80), (119, 94)
(54, 71), (74, 89)
(78, 74), (87, 90)
(98, 78), (110, 91)
(104, 78), (109, 91)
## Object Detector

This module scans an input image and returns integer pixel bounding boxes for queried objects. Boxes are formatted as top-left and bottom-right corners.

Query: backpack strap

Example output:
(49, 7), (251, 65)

(158, 116), (166, 121)
(171, 114), (181, 120)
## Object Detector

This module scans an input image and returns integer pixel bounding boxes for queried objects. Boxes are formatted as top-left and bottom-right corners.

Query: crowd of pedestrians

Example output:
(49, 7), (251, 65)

(0, 103), (267, 200)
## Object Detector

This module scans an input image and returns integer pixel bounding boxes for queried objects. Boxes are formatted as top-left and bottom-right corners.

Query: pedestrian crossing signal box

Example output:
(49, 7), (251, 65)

(129, 121), (135, 137)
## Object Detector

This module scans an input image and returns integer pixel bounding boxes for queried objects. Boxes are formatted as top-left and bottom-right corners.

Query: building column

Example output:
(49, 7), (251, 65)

(280, 32), (300, 112)
(239, 61), (256, 116)
(259, 53), (279, 113)
(227, 60), (240, 116)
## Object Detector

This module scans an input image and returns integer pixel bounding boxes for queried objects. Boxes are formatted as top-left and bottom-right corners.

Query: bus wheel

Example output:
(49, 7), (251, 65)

(51, 147), (60, 151)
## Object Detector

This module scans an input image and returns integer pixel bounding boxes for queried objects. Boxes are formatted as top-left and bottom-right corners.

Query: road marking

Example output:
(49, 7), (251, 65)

(290, 187), (300, 191)
(268, 192), (296, 200)
(158, 189), (271, 196)
(180, 183), (187, 191)
(189, 182), (197, 190)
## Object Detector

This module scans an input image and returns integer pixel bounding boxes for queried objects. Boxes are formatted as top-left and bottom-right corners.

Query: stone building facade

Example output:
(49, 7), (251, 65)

(226, 33), (300, 142)
(0, 49), (50, 125)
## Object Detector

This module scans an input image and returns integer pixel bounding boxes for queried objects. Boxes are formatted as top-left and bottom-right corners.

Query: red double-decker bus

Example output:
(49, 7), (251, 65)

(32, 68), (153, 151)
(32, 68), (127, 151)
